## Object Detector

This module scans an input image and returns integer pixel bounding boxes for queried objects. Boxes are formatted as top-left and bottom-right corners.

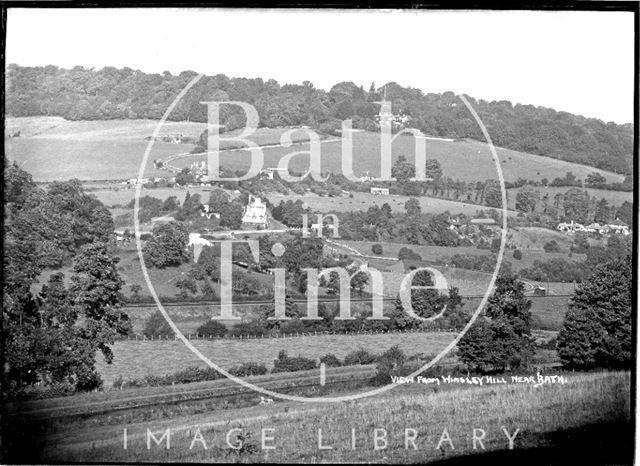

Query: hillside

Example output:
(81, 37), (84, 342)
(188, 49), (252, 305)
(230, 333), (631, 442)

(6, 117), (627, 184)
(6, 64), (634, 175)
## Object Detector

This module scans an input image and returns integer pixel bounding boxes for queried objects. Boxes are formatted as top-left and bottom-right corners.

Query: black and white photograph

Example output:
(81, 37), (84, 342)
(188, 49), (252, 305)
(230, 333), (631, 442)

(1, 4), (637, 464)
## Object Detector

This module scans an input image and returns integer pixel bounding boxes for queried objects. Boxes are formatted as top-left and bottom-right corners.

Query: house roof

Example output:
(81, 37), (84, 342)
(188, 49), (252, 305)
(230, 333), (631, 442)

(608, 219), (629, 227)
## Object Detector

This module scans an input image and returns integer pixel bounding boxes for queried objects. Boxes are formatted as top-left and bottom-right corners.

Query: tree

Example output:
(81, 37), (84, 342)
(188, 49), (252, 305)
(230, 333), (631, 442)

(219, 200), (245, 229)
(482, 180), (502, 208)
(371, 244), (383, 255)
(585, 172), (607, 188)
(615, 201), (633, 226)
(350, 271), (369, 294)
(424, 159), (443, 180)
(557, 252), (631, 370)
(208, 188), (230, 213)
(458, 271), (534, 372)
(391, 155), (415, 182)
(563, 188), (590, 223)
(143, 221), (189, 268)
(512, 249), (522, 260)
(515, 186), (539, 213)
(143, 311), (173, 338)
(404, 198), (421, 217)
(175, 167), (194, 186)
(175, 275), (198, 298)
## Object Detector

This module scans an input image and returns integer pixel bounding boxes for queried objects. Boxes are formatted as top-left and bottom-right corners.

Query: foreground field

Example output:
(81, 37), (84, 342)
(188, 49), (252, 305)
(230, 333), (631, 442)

(20, 371), (631, 463)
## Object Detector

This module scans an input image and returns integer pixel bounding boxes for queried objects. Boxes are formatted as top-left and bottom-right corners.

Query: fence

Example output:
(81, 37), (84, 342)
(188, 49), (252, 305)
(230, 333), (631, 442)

(118, 327), (460, 342)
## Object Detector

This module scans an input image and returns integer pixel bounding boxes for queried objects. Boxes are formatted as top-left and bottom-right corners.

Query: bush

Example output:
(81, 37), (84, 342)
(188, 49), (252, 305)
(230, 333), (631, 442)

(370, 345), (408, 386)
(320, 354), (342, 367)
(398, 247), (422, 261)
(371, 244), (383, 255)
(228, 362), (268, 377)
(272, 350), (317, 373)
(8, 382), (76, 401)
(197, 320), (228, 338)
(543, 240), (561, 253)
(143, 311), (174, 338)
(512, 249), (522, 260)
(344, 349), (377, 366)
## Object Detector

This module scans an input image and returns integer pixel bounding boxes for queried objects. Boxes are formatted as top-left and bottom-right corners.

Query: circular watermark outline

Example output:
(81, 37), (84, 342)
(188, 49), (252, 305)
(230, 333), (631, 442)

(133, 74), (508, 403)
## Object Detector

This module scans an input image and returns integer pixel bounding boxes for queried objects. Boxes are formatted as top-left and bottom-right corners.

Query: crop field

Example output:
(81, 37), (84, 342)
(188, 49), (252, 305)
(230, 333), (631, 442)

(27, 371), (631, 463)
(96, 332), (458, 386)
(206, 131), (625, 183)
(267, 191), (517, 217)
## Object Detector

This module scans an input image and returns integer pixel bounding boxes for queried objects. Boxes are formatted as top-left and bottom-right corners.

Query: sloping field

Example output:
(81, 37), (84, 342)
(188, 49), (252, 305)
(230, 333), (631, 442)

(209, 131), (625, 183)
(5, 117), (315, 181)
(267, 191), (517, 216)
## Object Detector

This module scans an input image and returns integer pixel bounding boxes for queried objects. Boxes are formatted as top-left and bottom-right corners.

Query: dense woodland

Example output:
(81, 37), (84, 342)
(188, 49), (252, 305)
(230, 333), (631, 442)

(6, 64), (634, 175)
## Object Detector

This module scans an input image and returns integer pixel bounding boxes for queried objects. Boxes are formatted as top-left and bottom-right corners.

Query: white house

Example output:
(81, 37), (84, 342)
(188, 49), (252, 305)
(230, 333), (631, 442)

(557, 221), (585, 233)
(242, 195), (268, 227)
(606, 219), (630, 235)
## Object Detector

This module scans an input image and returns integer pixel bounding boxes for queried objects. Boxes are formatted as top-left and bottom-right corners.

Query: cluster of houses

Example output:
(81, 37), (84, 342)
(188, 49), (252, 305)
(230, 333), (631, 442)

(557, 219), (630, 236)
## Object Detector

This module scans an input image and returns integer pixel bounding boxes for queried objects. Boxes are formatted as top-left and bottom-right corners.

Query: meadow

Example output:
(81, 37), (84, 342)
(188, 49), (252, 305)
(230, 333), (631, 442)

(200, 131), (625, 183)
(267, 191), (518, 217)
(5, 117), (317, 182)
(30, 371), (632, 464)
(96, 332), (458, 386)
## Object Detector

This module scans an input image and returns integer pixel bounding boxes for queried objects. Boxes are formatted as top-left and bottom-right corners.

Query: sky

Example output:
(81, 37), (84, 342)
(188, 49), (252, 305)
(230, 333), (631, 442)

(6, 8), (635, 124)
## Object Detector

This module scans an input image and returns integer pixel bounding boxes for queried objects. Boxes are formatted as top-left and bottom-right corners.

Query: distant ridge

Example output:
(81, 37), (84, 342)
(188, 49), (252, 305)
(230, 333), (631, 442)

(6, 64), (633, 175)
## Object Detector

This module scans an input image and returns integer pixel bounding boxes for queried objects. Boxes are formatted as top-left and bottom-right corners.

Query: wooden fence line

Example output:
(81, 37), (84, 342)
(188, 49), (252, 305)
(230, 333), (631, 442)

(118, 327), (460, 342)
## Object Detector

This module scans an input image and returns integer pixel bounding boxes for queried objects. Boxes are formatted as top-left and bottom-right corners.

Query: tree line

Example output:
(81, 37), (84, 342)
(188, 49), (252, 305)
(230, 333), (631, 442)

(6, 64), (633, 174)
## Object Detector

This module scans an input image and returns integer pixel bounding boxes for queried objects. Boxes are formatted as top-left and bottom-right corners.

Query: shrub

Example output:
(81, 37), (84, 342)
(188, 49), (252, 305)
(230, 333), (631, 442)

(512, 249), (523, 260)
(320, 354), (342, 367)
(370, 345), (408, 386)
(371, 244), (383, 255)
(398, 247), (421, 261)
(543, 240), (561, 253)
(272, 350), (317, 373)
(197, 320), (228, 338)
(143, 311), (174, 338)
(228, 362), (268, 377)
(344, 349), (377, 366)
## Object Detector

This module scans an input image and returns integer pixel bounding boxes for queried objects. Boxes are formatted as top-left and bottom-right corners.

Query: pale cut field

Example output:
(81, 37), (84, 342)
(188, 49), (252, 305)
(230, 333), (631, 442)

(44, 371), (631, 463)
(96, 332), (457, 386)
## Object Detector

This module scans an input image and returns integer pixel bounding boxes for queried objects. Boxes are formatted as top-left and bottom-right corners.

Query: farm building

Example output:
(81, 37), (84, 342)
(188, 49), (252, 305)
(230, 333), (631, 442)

(242, 195), (268, 227)
(370, 187), (390, 195)
(470, 218), (496, 225)
(606, 219), (630, 235)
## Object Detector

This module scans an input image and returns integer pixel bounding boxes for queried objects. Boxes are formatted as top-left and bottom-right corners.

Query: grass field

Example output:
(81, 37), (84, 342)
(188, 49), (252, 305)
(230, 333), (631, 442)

(267, 191), (518, 217)
(23, 371), (631, 463)
(96, 332), (458, 386)
(6, 117), (316, 182)
(10, 117), (627, 186)
(204, 131), (625, 183)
